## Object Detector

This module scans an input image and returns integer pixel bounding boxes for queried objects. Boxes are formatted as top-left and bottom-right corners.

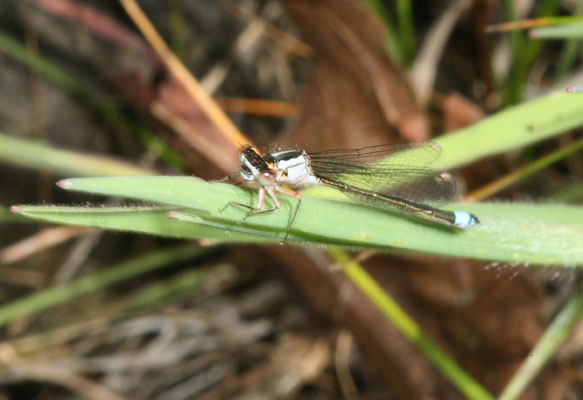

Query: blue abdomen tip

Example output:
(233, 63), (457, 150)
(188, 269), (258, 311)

(454, 211), (478, 228)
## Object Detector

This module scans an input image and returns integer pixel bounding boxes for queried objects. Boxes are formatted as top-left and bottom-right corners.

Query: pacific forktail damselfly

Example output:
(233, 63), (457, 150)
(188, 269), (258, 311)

(219, 143), (479, 239)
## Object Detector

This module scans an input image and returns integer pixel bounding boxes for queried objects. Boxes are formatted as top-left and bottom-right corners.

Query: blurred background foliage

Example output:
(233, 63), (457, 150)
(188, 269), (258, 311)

(1, 0), (583, 399)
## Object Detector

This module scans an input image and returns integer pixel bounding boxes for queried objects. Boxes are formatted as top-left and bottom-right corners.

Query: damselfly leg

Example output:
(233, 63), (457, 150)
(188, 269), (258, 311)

(274, 186), (303, 240)
(218, 183), (303, 240)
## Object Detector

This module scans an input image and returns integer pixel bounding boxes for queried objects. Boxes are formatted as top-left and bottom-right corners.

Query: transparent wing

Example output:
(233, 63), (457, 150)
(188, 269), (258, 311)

(315, 165), (456, 203)
(308, 142), (442, 169)
(308, 143), (455, 204)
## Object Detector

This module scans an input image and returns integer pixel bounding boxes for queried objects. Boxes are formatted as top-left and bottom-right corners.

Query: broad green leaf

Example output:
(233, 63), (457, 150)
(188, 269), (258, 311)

(14, 176), (583, 266)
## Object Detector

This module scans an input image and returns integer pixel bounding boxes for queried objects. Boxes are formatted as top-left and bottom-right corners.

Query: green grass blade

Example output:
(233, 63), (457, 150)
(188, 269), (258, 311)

(167, 211), (287, 241)
(554, 5), (583, 79)
(501, 0), (527, 104)
(0, 205), (30, 222)
(0, 132), (154, 177)
(0, 244), (206, 328)
(11, 205), (270, 242)
(546, 182), (583, 203)
(395, 0), (415, 65)
(13, 176), (583, 265)
(362, 0), (403, 63)
(432, 90), (583, 169)
(531, 22), (583, 38)
(122, 266), (230, 314)
(0, 33), (184, 169)
(501, 0), (560, 104)
(330, 248), (494, 400)
(3, 85), (581, 179)
(498, 293), (583, 400)
(465, 138), (583, 201)
(169, 0), (187, 61)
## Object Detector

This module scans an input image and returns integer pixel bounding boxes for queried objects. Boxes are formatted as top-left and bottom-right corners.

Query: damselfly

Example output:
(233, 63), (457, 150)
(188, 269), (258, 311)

(219, 143), (479, 239)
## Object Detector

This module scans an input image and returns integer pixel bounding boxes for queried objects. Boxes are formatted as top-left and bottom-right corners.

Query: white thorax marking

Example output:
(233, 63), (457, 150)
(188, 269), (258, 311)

(269, 150), (319, 186)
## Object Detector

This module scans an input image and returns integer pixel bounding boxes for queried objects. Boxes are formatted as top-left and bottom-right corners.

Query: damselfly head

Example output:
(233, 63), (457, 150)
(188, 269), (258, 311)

(239, 146), (271, 182)
(239, 146), (262, 164)
(239, 165), (254, 181)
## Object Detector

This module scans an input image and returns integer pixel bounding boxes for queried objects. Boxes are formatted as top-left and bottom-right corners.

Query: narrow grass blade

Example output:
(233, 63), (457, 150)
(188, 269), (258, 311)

(501, 0), (559, 104)
(395, 0), (415, 65)
(0, 132), (154, 177)
(167, 211), (285, 241)
(0, 205), (30, 223)
(122, 264), (236, 314)
(555, 3), (583, 80)
(486, 16), (583, 33)
(433, 90), (583, 170)
(0, 33), (184, 169)
(546, 183), (583, 203)
(14, 176), (583, 265)
(11, 205), (268, 242)
(330, 248), (494, 400)
(362, 0), (402, 62)
(530, 23), (583, 39)
(0, 244), (206, 328)
(465, 138), (583, 201)
(498, 293), (583, 400)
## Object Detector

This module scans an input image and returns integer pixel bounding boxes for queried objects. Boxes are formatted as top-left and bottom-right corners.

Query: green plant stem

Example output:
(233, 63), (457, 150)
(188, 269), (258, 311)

(396, 0), (415, 65)
(498, 293), (583, 400)
(554, 3), (583, 79)
(555, 32), (581, 79)
(501, 0), (525, 105)
(502, 0), (561, 104)
(465, 138), (583, 201)
(169, 0), (187, 61)
(363, 0), (403, 63)
(328, 248), (494, 400)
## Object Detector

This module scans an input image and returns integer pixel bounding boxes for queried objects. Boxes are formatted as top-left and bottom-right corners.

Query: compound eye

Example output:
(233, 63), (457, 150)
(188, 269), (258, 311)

(240, 165), (253, 180)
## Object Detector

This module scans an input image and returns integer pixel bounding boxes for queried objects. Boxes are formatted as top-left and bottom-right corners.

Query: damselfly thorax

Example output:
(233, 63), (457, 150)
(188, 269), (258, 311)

(220, 143), (479, 240)
(239, 147), (319, 186)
